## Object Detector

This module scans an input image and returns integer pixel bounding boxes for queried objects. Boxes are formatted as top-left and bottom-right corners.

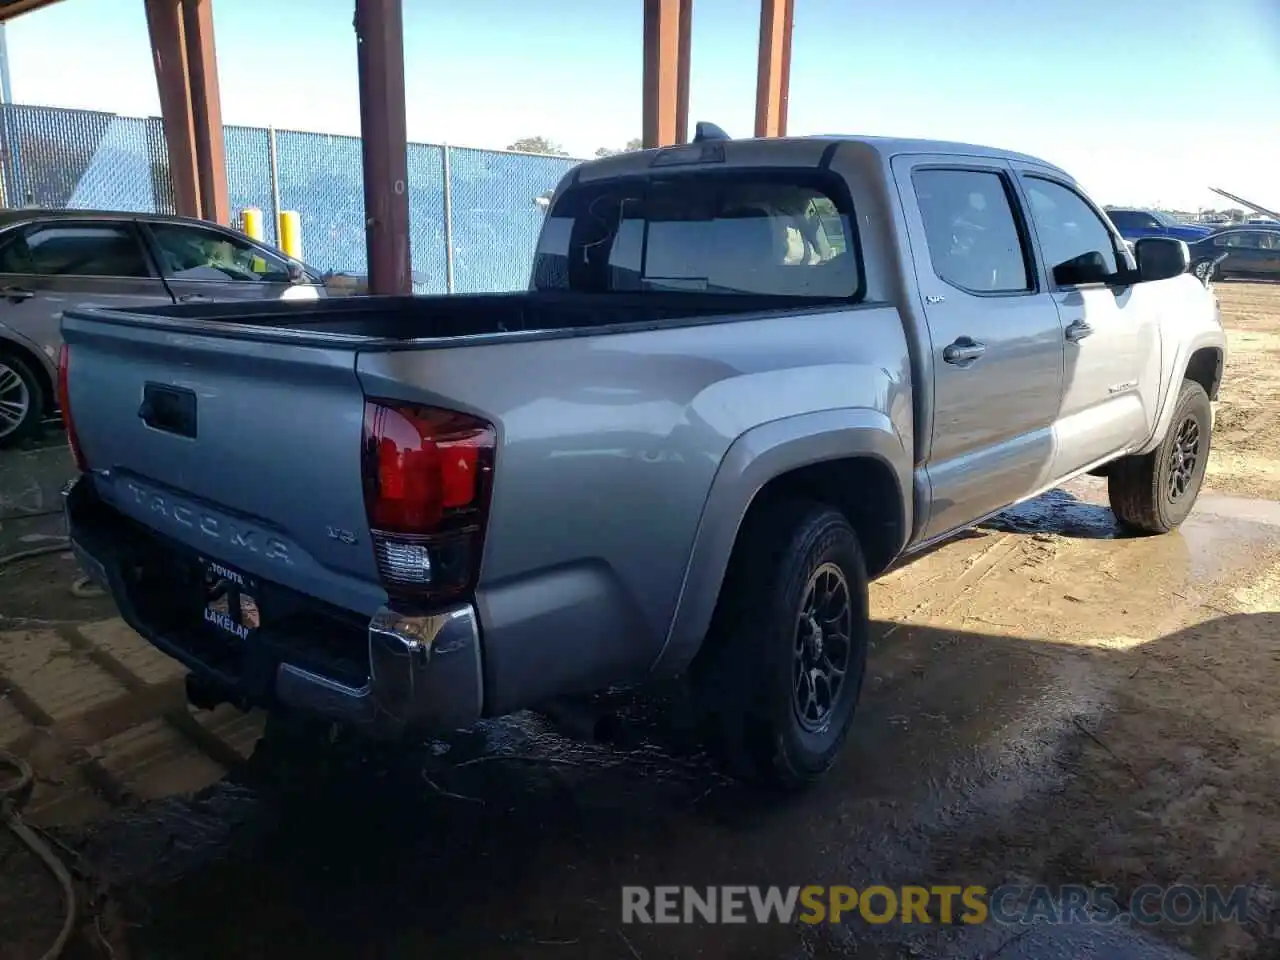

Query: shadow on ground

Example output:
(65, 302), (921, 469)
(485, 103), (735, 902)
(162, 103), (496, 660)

(60, 610), (1279, 960)
(1, 434), (1276, 959)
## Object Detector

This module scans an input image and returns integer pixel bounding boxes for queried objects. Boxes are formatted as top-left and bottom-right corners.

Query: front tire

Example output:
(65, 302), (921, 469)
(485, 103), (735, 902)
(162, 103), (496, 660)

(693, 501), (869, 789)
(1108, 379), (1212, 534)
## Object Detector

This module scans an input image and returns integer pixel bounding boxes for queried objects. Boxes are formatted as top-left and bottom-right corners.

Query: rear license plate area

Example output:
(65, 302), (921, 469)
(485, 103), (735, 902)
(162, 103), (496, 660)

(200, 557), (261, 641)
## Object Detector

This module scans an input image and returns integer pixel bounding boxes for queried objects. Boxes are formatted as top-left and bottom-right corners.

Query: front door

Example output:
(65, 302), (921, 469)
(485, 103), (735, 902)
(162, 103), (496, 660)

(1015, 172), (1157, 475)
(893, 157), (1066, 540)
(0, 218), (173, 438)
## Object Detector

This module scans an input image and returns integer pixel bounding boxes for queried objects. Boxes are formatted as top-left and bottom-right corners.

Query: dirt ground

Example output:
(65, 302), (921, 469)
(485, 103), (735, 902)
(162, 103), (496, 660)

(1, 283), (1279, 960)
(1204, 283), (1280, 500)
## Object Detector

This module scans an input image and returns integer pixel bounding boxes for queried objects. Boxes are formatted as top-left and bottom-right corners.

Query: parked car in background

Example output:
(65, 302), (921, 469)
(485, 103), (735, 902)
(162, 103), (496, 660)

(0, 209), (326, 446)
(1104, 207), (1213, 243)
(1188, 226), (1280, 282)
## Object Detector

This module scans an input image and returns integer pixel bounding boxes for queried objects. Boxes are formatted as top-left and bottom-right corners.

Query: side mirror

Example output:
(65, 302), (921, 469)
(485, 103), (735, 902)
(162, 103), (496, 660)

(1133, 237), (1189, 283)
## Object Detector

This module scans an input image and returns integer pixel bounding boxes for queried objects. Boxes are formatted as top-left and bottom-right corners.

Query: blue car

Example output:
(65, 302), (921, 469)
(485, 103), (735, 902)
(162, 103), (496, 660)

(1104, 207), (1213, 243)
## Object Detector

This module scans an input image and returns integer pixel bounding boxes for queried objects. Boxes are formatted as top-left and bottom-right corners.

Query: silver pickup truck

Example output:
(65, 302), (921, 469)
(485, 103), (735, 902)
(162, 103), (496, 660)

(61, 131), (1226, 788)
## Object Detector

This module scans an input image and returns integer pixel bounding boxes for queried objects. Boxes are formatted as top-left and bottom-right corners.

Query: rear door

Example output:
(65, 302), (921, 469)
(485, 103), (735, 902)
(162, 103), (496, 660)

(0, 218), (173, 361)
(140, 219), (322, 304)
(893, 156), (1065, 539)
(1013, 170), (1158, 475)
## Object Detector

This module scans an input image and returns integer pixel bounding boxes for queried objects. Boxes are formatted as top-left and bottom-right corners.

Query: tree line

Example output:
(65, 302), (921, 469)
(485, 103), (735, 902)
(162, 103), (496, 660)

(505, 136), (643, 158)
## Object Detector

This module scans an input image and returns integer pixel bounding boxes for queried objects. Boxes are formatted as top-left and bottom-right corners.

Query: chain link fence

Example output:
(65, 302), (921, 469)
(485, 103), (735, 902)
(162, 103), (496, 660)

(0, 102), (583, 294)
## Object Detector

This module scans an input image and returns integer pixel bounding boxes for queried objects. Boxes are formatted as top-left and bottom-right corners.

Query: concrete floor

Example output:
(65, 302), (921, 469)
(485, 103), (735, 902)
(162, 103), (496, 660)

(3, 427), (1279, 958)
(10, 272), (1280, 960)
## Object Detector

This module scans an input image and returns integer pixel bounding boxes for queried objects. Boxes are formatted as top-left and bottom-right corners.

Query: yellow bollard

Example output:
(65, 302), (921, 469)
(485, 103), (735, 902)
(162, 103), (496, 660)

(277, 210), (302, 261)
(240, 207), (264, 241)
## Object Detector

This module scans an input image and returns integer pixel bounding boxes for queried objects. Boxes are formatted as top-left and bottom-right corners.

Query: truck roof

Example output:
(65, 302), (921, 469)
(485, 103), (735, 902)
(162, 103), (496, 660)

(576, 132), (1072, 183)
(805, 134), (1068, 173)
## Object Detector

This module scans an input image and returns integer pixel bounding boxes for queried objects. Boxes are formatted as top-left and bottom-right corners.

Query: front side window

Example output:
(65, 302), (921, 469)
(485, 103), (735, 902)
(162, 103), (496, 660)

(912, 168), (1031, 295)
(0, 223), (150, 278)
(1023, 177), (1121, 286)
(149, 223), (292, 283)
(533, 170), (860, 299)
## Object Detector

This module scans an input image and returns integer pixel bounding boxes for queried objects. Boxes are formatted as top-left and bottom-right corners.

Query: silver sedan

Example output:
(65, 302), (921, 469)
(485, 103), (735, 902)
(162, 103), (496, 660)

(0, 209), (325, 446)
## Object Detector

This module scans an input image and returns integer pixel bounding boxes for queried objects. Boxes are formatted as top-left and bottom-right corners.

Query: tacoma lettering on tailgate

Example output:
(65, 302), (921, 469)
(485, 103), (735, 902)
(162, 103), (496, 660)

(125, 481), (293, 564)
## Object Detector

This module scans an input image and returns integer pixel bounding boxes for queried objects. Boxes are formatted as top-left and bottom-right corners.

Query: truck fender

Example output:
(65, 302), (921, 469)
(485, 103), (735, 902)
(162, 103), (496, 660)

(651, 408), (912, 676)
(1136, 329), (1226, 456)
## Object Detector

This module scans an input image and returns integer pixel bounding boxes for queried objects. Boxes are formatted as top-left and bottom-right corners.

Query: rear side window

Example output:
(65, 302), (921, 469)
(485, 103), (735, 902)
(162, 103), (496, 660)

(912, 168), (1031, 294)
(1215, 231), (1273, 250)
(0, 223), (150, 278)
(533, 170), (861, 299)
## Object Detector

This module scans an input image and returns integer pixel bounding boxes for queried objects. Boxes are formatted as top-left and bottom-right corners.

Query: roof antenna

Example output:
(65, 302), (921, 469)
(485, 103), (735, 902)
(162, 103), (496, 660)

(693, 121), (731, 143)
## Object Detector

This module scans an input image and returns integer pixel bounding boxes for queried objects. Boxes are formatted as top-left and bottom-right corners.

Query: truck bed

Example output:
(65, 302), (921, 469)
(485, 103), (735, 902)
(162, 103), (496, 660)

(98, 290), (822, 344)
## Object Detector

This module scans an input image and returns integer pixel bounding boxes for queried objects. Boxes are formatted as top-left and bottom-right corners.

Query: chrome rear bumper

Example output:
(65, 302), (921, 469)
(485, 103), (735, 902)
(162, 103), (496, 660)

(275, 604), (483, 732)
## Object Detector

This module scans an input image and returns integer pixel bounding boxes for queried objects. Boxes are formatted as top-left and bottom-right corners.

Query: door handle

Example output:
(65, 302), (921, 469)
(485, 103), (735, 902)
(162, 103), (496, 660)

(943, 336), (986, 365)
(1, 286), (33, 303)
(1065, 320), (1094, 342)
(178, 293), (212, 303)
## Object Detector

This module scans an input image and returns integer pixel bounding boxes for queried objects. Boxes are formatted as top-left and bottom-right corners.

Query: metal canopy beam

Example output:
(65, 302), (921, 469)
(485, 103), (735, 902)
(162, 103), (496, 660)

(144, 0), (201, 218)
(642, 0), (691, 149)
(0, 0), (65, 23)
(182, 0), (228, 224)
(355, 0), (411, 295)
(754, 0), (794, 138)
(144, 0), (228, 222)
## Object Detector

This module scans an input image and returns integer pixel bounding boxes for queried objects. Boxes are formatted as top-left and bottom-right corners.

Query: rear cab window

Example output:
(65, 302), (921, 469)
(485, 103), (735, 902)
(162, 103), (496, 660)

(533, 169), (863, 301)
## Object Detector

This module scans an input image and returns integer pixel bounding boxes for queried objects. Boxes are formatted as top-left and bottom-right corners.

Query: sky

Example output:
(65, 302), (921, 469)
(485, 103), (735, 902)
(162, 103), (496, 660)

(4, 0), (1279, 211)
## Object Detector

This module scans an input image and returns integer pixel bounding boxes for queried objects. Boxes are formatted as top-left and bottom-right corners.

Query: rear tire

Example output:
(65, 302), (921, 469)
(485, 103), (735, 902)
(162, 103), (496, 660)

(1108, 379), (1211, 534)
(0, 351), (44, 449)
(693, 500), (869, 789)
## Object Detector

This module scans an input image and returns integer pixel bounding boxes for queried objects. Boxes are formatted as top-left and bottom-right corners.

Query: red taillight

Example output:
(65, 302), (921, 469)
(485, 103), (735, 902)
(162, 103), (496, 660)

(57, 344), (87, 472)
(361, 400), (495, 602)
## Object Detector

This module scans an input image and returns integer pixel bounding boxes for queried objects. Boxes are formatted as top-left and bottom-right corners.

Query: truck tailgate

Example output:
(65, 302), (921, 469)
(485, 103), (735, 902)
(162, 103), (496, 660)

(62, 311), (383, 615)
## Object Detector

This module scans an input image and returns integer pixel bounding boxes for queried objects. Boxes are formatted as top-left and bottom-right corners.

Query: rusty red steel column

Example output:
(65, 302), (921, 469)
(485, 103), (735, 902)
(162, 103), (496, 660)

(675, 0), (692, 145)
(182, 0), (230, 224)
(642, 0), (692, 148)
(144, 0), (201, 218)
(354, 0), (412, 296)
(754, 0), (794, 138)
